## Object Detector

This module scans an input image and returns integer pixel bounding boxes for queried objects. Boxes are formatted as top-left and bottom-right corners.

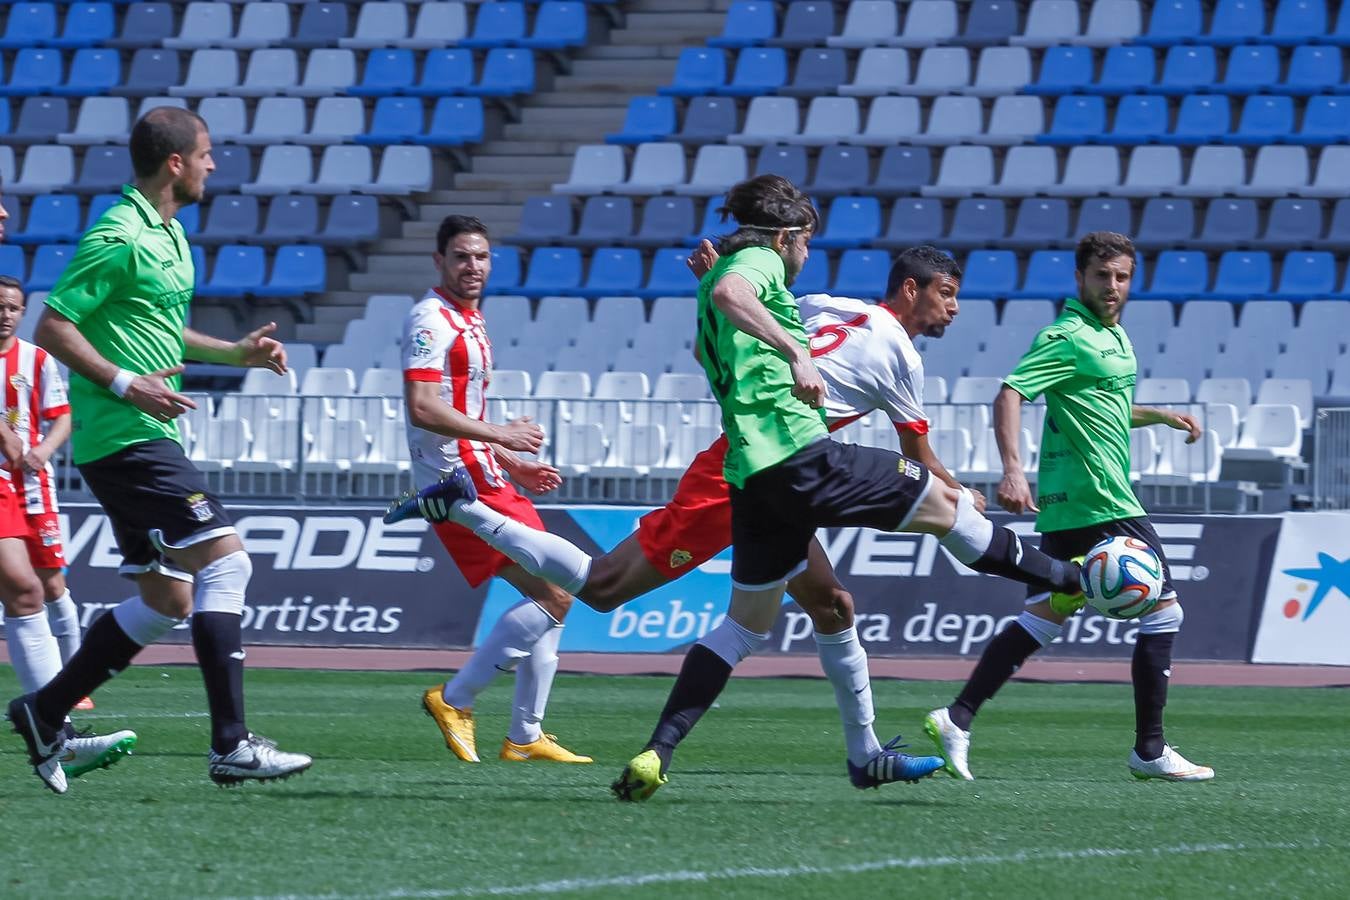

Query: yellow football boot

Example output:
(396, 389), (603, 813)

(421, 687), (479, 762)
(499, 733), (593, 763)
(1049, 555), (1088, 617)
(611, 749), (667, 802)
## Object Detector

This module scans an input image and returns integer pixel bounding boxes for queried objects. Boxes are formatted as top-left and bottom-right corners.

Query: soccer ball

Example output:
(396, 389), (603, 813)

(1080, 536), (1163, 620)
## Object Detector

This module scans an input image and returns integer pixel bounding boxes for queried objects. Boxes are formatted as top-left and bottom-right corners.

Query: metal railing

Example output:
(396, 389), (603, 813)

(1314, 408), (1350, 510)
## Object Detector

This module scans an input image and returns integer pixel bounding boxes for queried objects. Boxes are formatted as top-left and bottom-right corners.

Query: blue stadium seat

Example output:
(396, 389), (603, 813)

(1291, 95), (1350, 144)
(791, 251), (829, 294)
(1224, 95), (1295, 145)
(1274, 250), (1336, 299)
(873, 197), (945, 251)
(578, 248), (643, 299)
(85, 192), (121, 229)
(51, 3), (116, 49)
(1087, 46), (1156, 95)
(210, 145), (252, 195)
(1138, 250), (1209, 299)
(1207, 250), (1272, 299)
(260, 196), (319, 245)
(416, 97), (485, 146)
(1193, 199), (1258, 250)
(356, 97), (423, 144)
(1279, 46), (1343, 95)
(115, 48), (181, 97)
(955, 0), (1020, 47)
(709, 1), (777, 48)
(770, 1), (836, 48)
(637, 247), (696, 298)
(754, 144), (809, 184)
(959, 250), (1018, 299)
(874, 145), (932, 196)
(1134, 198), (1195, 249)
(782, 48), (847, 97)
(608, 96), (677, 144)
(1137, 0), (1204, 45)
(832, 248), (888, 296)
(718, 48), (788, 96)
(11, 97), (68, 144)
(1105, 94), (1169, 144)
(347, 49), (416, 97)
(202, 245), (267, 297)
(687, 193), (738, 245)
(1265, 0), (1326, 47)
(319, 195), (380, 246)
(0, 48), (63, 96)
(1024, 46), (1093, 95)
(176, 202), (199, 237)
(1153, 46), (1217, 95)
(813, 196), (882, 249)
(462, 2), (528, 48)
(508, 196), (571, 245)
(1038, 95), (1106, 145)
(807, 144), (871, 195)
(676, 97), (738, 143)
(407, 50), (475, 97)
(1164, 94), (1230, 144)
(521, 2), (589, 51)
(573, 196), (634, 247)
(264, 245), (326, 296)
(55, 48), (121, 96)
(287, 3), (350, 50)
(0, 245), (26, 282)
(1006, 198), (1071, 250)
(486, 246), (523, 293)
(660, 48), (727, 96)
(1216, 45), (1280, 94)
(466, 49), (534, 97)
(1197, 0), (1267, 45)
(1012, 250), (1074, 299)
(28, 244), (76, 292)
(75, 145), (130, 194)
(9, 194), (79, 245)
(107, 3), (175, 50)
(521, 247), (583, 298)
(632, 196), (695, 248)
(1261, 199), (1324, 250)
(0, 3), (57, 49)
(945, 198), (1006, 250)
(1326, 3), (1350, 46)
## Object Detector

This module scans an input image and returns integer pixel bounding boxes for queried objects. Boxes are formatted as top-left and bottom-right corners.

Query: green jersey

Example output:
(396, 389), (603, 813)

(696, 246), (827, 488)
(45, 184), (194, 465)
(1003, 297), (1145, 532)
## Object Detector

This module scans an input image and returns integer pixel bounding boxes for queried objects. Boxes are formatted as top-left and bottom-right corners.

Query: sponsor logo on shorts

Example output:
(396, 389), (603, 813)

(39, 518), (61, 548)
(413, 328), (435, 358)
(186, 492), (214, 523)
(669, 549), (692, 569)
(899, 460), (923, 481)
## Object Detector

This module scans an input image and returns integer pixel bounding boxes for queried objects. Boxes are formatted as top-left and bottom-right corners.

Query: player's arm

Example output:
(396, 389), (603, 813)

(21, 412), (70, 475)
(183, 323), (287, 375)
(492, 444), (562, 494)
(712, 273), (825, 407)
(899, 429), (960, 490)
(403, 380), (543, 453)
(993, 385), (1037, 513)
(1131, 404), (1202, 443)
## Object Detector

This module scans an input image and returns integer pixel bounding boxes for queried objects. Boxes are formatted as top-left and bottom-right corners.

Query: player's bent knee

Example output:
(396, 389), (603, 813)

(800, 586), (854, 631)
(193, 550), (252, 616)
(1138, 601), (1183, 635)
(532, 585), (573, 622)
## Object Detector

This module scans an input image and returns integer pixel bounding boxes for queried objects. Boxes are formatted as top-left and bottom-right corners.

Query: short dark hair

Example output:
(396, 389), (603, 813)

(885, 245), (962, 300)
(1075, 231), (1136, 273)
(715, 175), (820, 255)
(0, 274), (24, 304)
(129, 107), (208, 179)
(436, 215), (489, 255)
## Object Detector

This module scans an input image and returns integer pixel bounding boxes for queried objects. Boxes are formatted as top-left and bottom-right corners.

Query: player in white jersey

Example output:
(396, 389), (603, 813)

(388, 244), (985, 789)
(403, 215), (590, 765)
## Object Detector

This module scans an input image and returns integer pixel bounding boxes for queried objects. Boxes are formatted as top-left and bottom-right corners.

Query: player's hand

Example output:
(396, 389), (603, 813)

(788, 355), (827, 410)
(233, 322), (288, 375)
(964, 486), (988, 514)
(124, 364), (197, 422)
(495, 417), (545, 453)
(996, 470), (1039, 514)
(19, 447), (50, 474)
(687, 239), (719, 280)
(511, 460), (563, 495)
(1166, 411), (1203, 444)
(0, 428), (25, 467)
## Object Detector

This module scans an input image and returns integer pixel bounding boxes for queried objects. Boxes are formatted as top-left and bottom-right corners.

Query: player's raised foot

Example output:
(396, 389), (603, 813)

(61, 728), (137, 779)
(847, 734), (945, 789)
(1128, 745), (1214, 783)
(923, 707), (974, 781)
(384, 468), (477, 525)
(611, 749), (667, 802)
(422, 687), (479, 762)
(208, 733), (312, 786)
(1049, 555), (1088, 616)
(74, 696), (95, 711)
(6, 693), (68, 794)
(500, 733), (593, 763)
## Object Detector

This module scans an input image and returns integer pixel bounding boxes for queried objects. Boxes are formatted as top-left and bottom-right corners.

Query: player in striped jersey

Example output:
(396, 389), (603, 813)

(403, 215), (590, 765)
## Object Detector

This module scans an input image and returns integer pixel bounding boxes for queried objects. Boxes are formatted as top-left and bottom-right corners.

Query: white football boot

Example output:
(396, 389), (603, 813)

(923, 707), (974, 781)
(1128, 744), (1214, 782)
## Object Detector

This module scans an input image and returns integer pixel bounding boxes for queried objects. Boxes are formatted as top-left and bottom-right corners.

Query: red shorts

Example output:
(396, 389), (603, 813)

(636, 434), (733, 577)
(24, 511), (65, 570)
(432, 479), (545, 588)
(0, 480), (26, 541)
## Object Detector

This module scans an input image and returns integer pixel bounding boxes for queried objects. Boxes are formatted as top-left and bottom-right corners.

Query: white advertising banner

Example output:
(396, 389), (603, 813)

(1252, 512), (1350, 665)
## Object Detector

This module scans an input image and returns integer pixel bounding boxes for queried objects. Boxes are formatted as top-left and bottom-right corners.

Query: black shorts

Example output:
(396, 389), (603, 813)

(78, 439), (235, 581)
(1029, 516), (1177, 602)
(729, 438), (932, 588)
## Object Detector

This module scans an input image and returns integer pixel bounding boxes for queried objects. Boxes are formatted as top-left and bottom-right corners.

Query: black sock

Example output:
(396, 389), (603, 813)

(949, 622), (1042, 731)
(1132, 632), (1174, 760)
(35, 611), (143, 727)
(966, 527), (1081, 595)
(644, 644), (733, 775)
(191, 612), (249, 755)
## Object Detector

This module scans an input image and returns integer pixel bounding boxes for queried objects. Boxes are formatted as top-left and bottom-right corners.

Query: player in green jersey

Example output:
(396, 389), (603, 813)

(925, 231), (1215, 783)
(5, 108), (312, 793)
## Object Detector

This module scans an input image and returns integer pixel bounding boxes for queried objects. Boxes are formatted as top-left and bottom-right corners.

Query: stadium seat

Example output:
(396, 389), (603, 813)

(875, 145), (933, 196)
(954, 0), (1020, 48)
(660, 48), (727, 96)
(1006, 198), (1071, 250)
(1292, 96), (1350, 145)
(1226, 95), (1296, 145)
(872, 197), (944, 251)
(10, 194), (79, 245)
(1281, 46), (1342, 95)
(807, 144), (871, 195)
(915, 96), (983, 145)
(1076, 0), (1143, 46)
(1025, 46), (1093, 95)
(169, 49), (240, 98)
(107, 3), (175, 50)
(208, 145), (252, 194)
(785, 97), (858, 145)
(290, 49), (356, 97)
(364, 144), (432, 196)
(967, 46), (1032, 97)
(1076, 197), (1134, 235)
(827, 0), (898, 49)
(959, 250), (1018, 299)
(1046, 145), (1121, 197)
(201, 245), (266, 297)
(689, 194), (738, 245)
(264, 245), (326, 296)
(982, 95), (1044, 145)
(6, 145), (73, 196)
(225, 2), (293, 50)
(1154, 45), (1217, 95)
(1275, 251), (1337, 300)
(0, 3), (57, 49)
(855, 96), (921, 145)
(577, 248), (643, 299)
(1103, 94), (1169, 144)
(406, 50), (475, 97)
(676, 97), (739, 144)
(781, 48), (848, 97)
(508, 196), (573, 246)
(299, 97), (366, 146)
(1231, 404), (1302, 458)
(923, 145), (994, 197)
(609, 96), (677, 145)
(1039, 95), (1106, 145)
(1011, 0), (1082, 47)
(10, 98), (68, 146)
(1191, 198), (1257, 250)
(1165, 94), (1230, 144)
(676, 145), (747, 196)
(198, 195), (260, 247)
(521, 248), (583, 298)
(754, 143), (811, 182)
(319, 195), (379, 246)
(242, 145), (314, 195)
(718, 48), (788, 96)
(233, 97), (301, 145)
(631, 196), (695, 248)
(890, 0), (960, 48)
(553, 144), (625, 195)
(1217, 45), (1280, 94)
(1237, 145), (1310, 197)
(615, 142), (685, 195)
(839, 47), (910, 96)
(163, 2), (232, 50)
(1173, 145), (1244, 197)
(1135, 377), (1191, 405)
(814, 196), (882, 249)
(636, 247), (697, 299)
(945, 198), (1006, 250)
(484, 247), (522, 294)
(260, 196), (320, 245)
(771, 1), (836, 48)
(1207, 251), (1272, 300)
(1013, 250), (1074, 299)
(194, 96), (245, 142)
(711, 1), (778, 48)
(731, 96), (799, 145)
(1301, 145), (1350, 197)
(0, 48), (62, 97)
(1136, 0), (1203, 44)
(114, 49), (181, 97)
(466, 49), (535, 97)
(1258, 377), (1316, 426)
(359, 97), (424, 145)
(53, 47), (120, 96)
(1138, 250), (1209, 300)
(908, 47), (971, 96)
(832, 249), (888, 296)
(339, 1), (411, 50)
(1260, 199), (1324, 250)
(287, 3), (350, 50)
(1266, 0), (1326, 46)
(347, 49), (416, 97)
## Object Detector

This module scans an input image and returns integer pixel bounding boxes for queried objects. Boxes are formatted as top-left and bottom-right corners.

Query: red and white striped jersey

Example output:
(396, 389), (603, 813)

(0, 339), (70, 514)
(401, 289), (506, 488)
(799, 294), (929, 435)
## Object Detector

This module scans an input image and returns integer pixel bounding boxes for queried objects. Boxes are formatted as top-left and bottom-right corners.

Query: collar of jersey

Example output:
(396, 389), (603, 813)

(433, 287), (482, 316)
(120, 183), (167, 230)
(1063, 296), (1106, 328)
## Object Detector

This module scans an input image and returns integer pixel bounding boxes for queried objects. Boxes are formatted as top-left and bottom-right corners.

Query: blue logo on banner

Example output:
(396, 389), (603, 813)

(1282, 552), (1350, 621)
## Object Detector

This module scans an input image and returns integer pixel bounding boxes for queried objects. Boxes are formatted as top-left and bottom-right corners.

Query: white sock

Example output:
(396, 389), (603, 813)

(815, 627), (883, 766)
(443, 599), (557, 709)
(697, 617), (768, 667)
(451, 500), (592, 594)
(509, 621), (562, 744)
(7, 611), (62, 693)
(111, 596), (183, 646)
(45, 590), (82, 663)
(1016, 611), (1064, 647)
(938, 489), (995, 564)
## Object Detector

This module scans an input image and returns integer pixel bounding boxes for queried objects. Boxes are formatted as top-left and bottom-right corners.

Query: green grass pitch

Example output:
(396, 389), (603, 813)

(2, 665), (1347, 899)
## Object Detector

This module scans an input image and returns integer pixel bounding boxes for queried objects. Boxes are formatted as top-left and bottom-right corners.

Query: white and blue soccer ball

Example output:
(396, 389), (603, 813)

(1081, 536), (1163, 620)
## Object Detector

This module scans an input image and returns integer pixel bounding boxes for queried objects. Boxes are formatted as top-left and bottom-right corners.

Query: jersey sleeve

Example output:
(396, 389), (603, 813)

(888, 358), (928, 435)
(1004, 327), (1077, 401)
(720, 247), (782, 299)
(44, 222), (134, 325)
(38, 353), (69, 420)
(402, 309), (454, 382)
